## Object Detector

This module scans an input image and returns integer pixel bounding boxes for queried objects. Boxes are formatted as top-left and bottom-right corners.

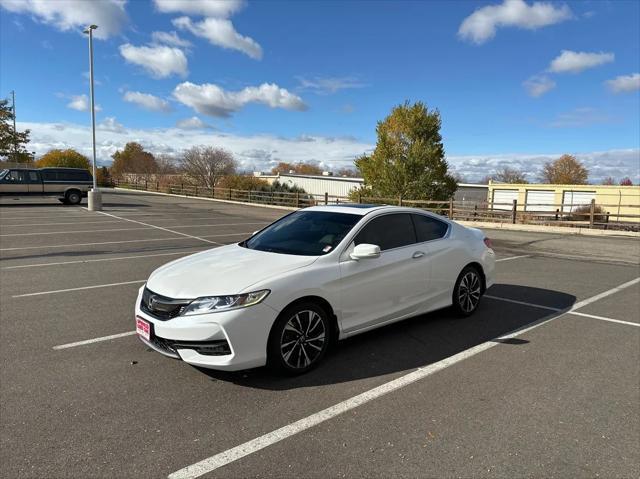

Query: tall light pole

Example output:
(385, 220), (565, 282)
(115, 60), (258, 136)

(84, 24), (102, 211)
(11, 90), (17, 163)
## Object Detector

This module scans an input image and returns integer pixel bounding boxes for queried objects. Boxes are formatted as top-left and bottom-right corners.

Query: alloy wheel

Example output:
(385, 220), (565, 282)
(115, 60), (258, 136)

(458, 271), (481, 313)
(280, 310), (326, 369)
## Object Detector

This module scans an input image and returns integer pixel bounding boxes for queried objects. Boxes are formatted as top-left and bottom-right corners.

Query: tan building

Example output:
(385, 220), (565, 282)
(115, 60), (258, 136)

(487, 181), (640, 222)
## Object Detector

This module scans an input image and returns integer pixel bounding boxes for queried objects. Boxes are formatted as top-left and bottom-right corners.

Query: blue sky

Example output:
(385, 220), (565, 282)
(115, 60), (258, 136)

(1, 0), (639, 181)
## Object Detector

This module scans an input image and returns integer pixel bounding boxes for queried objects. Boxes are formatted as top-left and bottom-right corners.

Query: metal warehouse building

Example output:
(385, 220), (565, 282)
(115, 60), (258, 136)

(256, 173), (488, 201)
(488, 182), (640, 221)
(263, 173), (365, 197)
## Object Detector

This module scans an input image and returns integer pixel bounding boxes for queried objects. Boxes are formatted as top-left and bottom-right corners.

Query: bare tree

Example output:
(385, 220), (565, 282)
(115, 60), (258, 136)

(336, 167), (361, 178)
(492, 167), (528, 184)
(180, 146), (237, 188)
(155, 154), (178, 176)
(601, 176), (615, 185)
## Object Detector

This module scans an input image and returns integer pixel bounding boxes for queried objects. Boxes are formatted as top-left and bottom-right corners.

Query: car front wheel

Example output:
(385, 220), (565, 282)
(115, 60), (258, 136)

(267, 302), (332, 375)
(452, 266), (483, 316)
(65, 190), (82, 205)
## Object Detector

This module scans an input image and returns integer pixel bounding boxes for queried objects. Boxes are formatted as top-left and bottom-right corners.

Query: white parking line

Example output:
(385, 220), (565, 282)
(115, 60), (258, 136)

(569, 311), (640, 328)
(0, 226), (150, 237)
(2, 248), (210, 270)
(496, 255), (531, 262)
(0, 231), (251, 251)
(97, 211), (219, 245)
(53, 331), (136, 350)
(167, 277), (640, 479)
(496, 248), (639, 265)
(12, 280), (146, 298)
(0, 237), (199, 251)
(570, 277), (640, 310)
(172, 222), (268, 229)
(0, 222), (266, 237)
(1, 220), (124, 227)
(0, 214), (87, 220)
(484, 295), (561, 312)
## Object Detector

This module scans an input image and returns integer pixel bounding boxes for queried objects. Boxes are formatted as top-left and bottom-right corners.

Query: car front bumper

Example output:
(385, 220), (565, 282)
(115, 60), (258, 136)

(134, 286), (280, 371)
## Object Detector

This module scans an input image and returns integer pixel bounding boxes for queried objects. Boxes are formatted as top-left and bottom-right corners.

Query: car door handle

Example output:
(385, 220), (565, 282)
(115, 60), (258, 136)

(412, 251), (426, 259)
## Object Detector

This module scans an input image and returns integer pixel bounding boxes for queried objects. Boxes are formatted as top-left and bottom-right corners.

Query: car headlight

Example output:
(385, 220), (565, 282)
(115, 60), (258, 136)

(181, 290), (270, 316)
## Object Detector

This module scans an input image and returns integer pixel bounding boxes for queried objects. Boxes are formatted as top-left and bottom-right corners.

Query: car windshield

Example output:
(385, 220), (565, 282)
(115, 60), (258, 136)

(0, 169), (8, 179)
(241, 210), (361, 256)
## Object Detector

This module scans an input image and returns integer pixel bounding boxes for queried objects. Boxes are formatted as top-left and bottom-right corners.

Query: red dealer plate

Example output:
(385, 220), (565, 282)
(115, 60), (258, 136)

(136, 317), (150, 341)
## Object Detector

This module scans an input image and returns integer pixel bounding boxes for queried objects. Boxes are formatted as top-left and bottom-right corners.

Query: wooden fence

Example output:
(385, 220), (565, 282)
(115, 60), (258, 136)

(112, 179), (640, 232)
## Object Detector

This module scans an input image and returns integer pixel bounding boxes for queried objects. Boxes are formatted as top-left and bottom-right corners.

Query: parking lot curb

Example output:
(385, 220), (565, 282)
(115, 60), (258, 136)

(112, 188), (639, 238)
(112, 187), (298, 211)
(457, 220), (640, 238)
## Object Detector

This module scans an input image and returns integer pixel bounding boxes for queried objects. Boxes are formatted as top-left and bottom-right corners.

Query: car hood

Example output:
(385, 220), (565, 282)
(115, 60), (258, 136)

(146, 243), (318, 299)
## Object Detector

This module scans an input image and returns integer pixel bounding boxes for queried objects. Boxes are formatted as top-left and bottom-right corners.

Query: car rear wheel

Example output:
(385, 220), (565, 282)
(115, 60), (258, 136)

(452, 266), (483, 317)
(267, 302), (332, 375)
(65, 190), (82, 205)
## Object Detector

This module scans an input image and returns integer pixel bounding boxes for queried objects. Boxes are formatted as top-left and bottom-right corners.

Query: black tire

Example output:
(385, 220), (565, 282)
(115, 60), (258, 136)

(452, 265), (483, 317)
(267, 301), (332, 375)
(65, 190), (82, 205)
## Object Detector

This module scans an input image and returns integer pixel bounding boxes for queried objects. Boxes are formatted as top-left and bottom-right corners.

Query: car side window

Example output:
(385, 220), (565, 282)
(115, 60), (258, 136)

(41, 171), (57, 181)
(28, 171), (39, 182)
(354, 213), (417, 251)
(412, 214), (448, 242)
(7, 170), (26, 182)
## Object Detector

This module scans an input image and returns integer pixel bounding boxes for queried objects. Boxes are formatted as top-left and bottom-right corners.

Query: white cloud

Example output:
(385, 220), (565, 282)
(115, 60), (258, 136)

(123, 91), (172, 112)
(458, 0), (572, 44)
(176, 117), (212, 129)
(297, 76), (366, 95)
(447, 149), (640, 183)
(548, 50), (614, 74)
(153, 0), (245, 18)
(523, 75), (556, 97)
(151, 30), (191, 48)
(0, 0), (127, 39)
(605, 73), (640, 93)
(173, 16), (262, 60)
(173, 82), (307, 118)
(66, 94), (101, 112)
(18, 120), (372, 171)
(98, 116), (125, 133)
(19, 119), (640, 182)
(119, 43), (188, 78)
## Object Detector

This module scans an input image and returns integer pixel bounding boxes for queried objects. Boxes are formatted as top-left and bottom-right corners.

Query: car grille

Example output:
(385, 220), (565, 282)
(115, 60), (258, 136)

(149, 335), (180, 358)
(140, 287), (191, 320)
(148, 335), (231, 357)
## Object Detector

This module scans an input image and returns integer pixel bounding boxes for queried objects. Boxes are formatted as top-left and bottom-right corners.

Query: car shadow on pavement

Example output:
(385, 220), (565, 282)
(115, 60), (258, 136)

(197, 284), (575, 390)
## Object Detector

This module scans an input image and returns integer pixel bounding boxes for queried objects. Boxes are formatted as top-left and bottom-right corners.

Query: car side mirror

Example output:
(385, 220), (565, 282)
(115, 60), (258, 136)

(350, 243), (381, 260)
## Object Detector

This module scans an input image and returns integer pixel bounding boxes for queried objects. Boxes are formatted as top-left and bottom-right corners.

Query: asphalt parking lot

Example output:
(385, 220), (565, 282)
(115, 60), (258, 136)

(1, 190), (638, 479)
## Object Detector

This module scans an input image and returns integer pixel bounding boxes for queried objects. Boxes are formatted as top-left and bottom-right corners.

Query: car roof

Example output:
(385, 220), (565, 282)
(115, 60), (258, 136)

(303, 204), (443, 217)
(38, 167), (88, 171)
(303, 204), (391, 216)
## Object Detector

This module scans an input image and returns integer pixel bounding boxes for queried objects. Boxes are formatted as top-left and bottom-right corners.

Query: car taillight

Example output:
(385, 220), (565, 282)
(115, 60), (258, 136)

(484, 237), (493, 249)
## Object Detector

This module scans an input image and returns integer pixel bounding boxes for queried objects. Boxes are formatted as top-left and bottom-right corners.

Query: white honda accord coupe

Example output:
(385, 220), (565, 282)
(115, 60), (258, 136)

(135, 205), (495, 374)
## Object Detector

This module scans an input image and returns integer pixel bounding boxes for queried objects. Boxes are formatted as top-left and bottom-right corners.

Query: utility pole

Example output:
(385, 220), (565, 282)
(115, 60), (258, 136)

(83, 24), (102, 211)
(11, 90), (17, 163)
